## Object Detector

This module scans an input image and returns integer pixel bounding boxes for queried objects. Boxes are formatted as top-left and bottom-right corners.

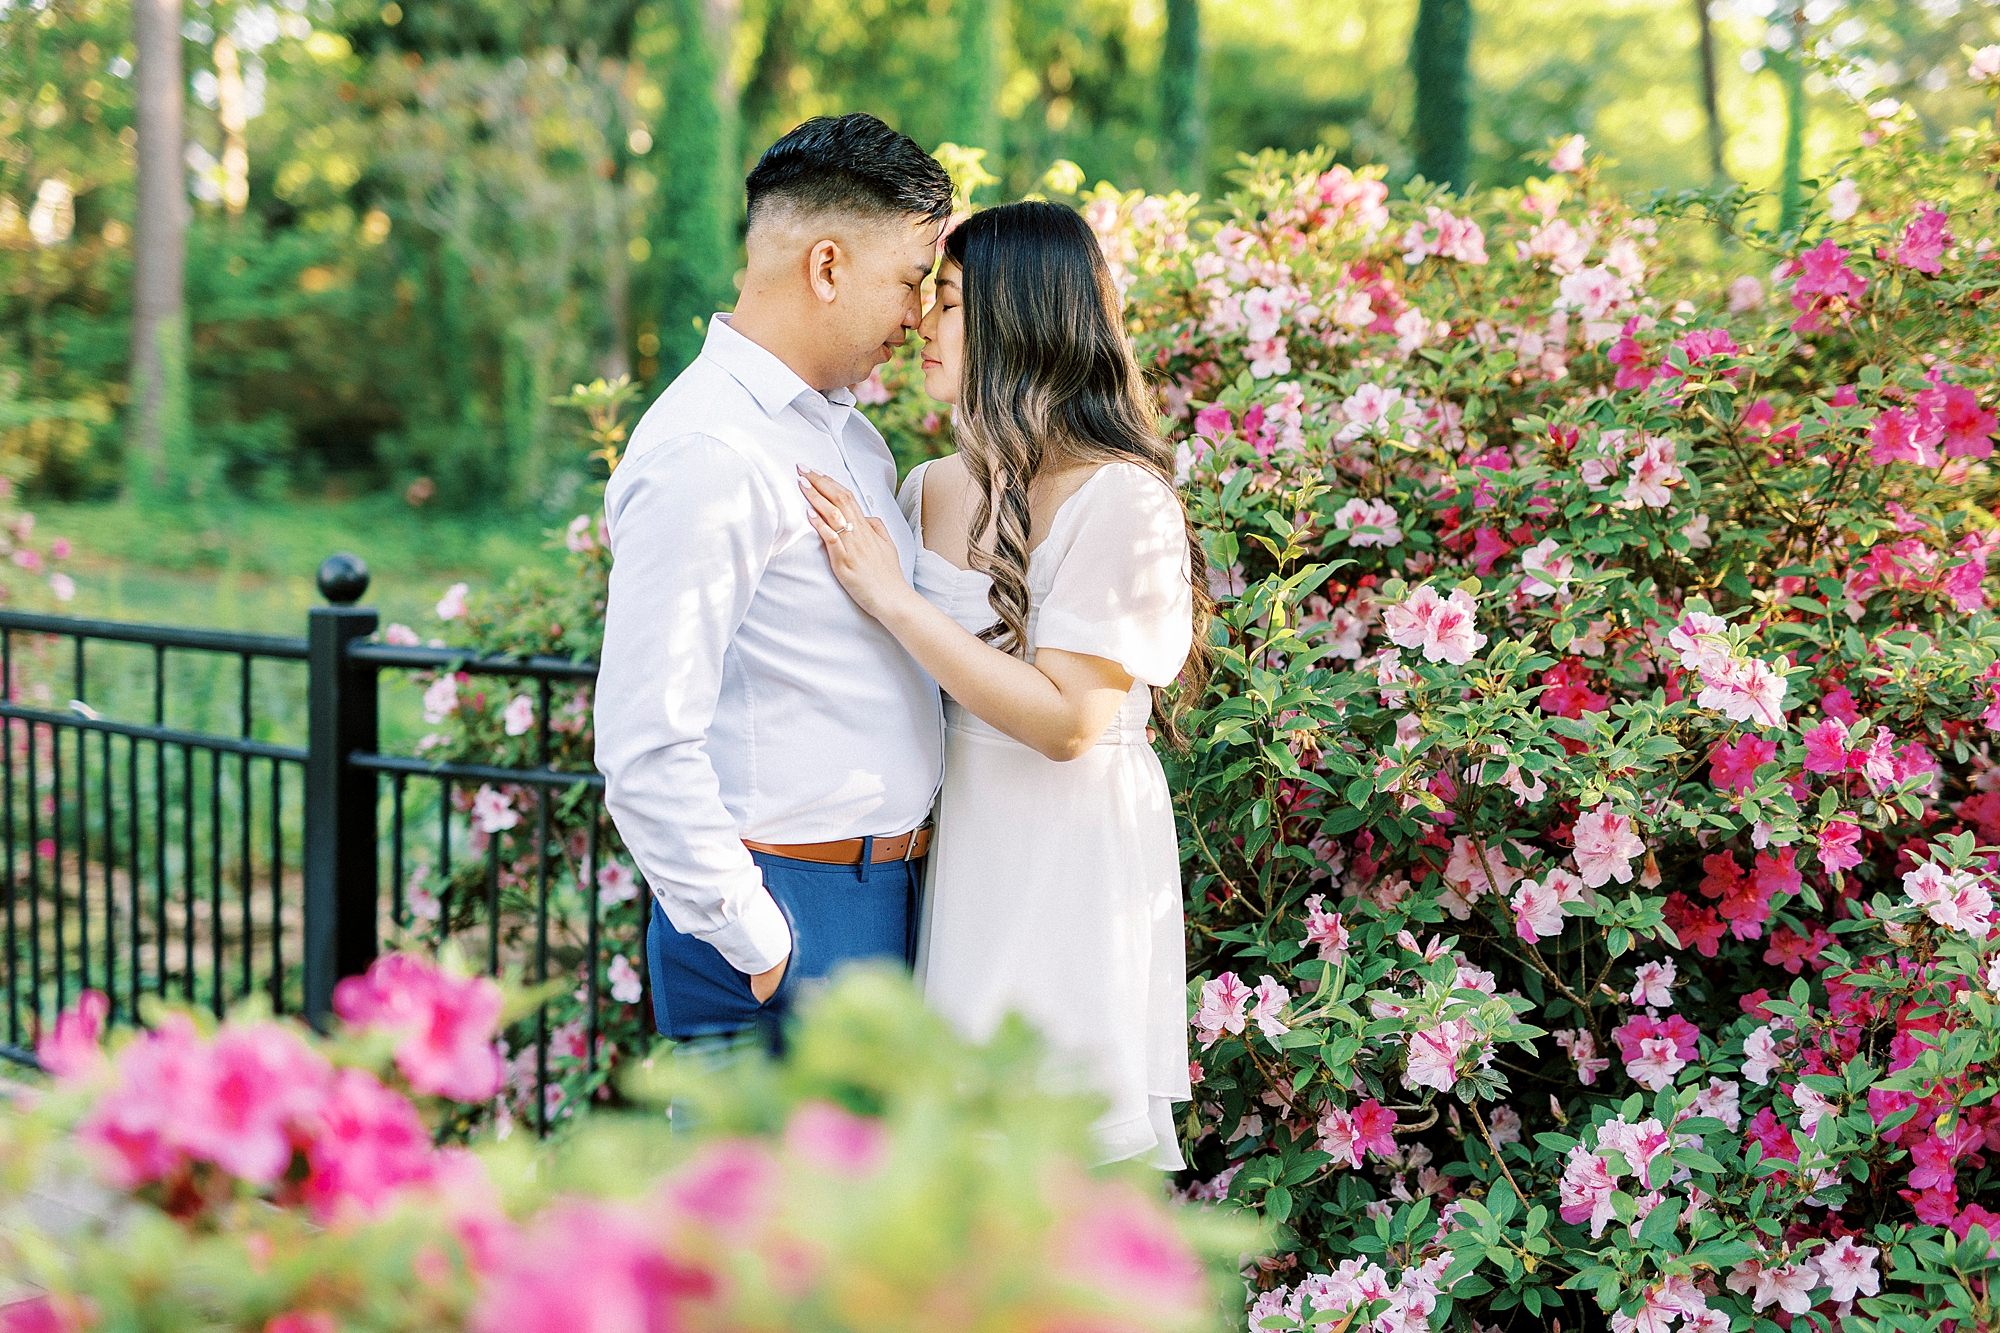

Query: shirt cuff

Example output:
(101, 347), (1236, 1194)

(695, 884), (794, 976)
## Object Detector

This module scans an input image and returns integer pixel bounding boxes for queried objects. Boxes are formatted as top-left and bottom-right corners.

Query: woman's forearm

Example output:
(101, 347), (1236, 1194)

(872, 587), (1130, 761)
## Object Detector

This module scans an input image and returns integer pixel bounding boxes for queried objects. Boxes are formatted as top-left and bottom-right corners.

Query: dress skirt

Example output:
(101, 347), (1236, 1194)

(917, 701), (1191, 1169)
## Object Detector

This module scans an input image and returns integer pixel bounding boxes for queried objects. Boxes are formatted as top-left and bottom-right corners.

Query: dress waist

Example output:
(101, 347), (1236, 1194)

(944, 689), (1154, 748)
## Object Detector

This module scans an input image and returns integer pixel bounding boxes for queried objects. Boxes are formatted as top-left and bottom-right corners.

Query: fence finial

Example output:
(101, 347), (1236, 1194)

(317, 553), (370, 605)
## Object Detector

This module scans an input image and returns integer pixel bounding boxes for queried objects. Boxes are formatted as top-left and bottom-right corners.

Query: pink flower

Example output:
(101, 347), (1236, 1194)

(1667, 610), (1731, 673)
(1751, 1262), (1819, 1315)
(266, 1315), (337, 1333)
(1193, 972), (1251, 1048)
(1302, 894), (1349, 961)
(1689, 1076), (1742, 1131)
(1400, 207), (1489, 265)
(1403, 1018), (1476, 1092)
(1709, 734), (1776, 794)
(1896, 206), (1952, 275)
(302, 1067), (442, 1222)
(1250, 976), (1291, 1039)
(1549, 134), (1587, 173)
(607, 954), (643, 1005)
(1929, 383), (1999, 459)
(36, 989), (108, 1086)
(1802, 718), (1851, 773)
(1819, 821), (1864, 873)
(1331, 497), (1403, 548)
(1794, 239), (1867, 298)
(1696, 656), (1789, 728)
(383, 623), (422, 647)
(1510, 877), (1566, 941)
(1058, 1183), (1207, 1312)
(1316, 1105), (1364, 1167)
(1336, 383), (1403, 436)
(783, 1100), (887, 1177)
(185, 1022), (333, 1184)
(1558, 1145), (1619, 1236)
(665, 1140), (779, 1237)
(1518, 538), (1574, 597)
(1742, 1024), (1785, 1085)
(1828, 178), (1861, 221)
(1727, 275), (1764, 312)
(1382, 585), (1487, 665)
(421, 675), (459, 725)
(1572, 802), (1645, 887)
(1192, 404), (1233, 442)
(1814, 1235), (1880, 1303)
(333, 953), (506, 1102)
(435, 582), (469, 621)
(1555, 1028), (1611, 1084)
(1351, 1100), (1398, 1158)
(1629, 960), (1675, 1008)
(471, 1199), (717, 1333)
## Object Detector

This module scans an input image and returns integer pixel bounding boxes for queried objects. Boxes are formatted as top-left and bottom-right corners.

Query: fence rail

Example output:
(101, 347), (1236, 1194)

(0, 554), (624, 1132)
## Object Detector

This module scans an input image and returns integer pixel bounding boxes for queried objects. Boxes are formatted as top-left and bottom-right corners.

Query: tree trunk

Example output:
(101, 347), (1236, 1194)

(1776, 43), (1806, 233)
(1693, 0), (1727, 183)
(945, 0), (1003, 153)
(1409, 0), (1474, 193)
(129, 0), (190, 492)
(1160, 0), (1204, 192)
(646, 0), (739, 377)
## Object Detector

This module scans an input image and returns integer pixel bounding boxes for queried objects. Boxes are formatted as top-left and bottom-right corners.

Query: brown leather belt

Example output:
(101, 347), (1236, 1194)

(742, 826), (931, 865)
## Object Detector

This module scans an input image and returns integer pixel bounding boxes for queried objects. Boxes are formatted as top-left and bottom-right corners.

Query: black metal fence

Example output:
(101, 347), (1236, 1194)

(0, 555), (626, 1133)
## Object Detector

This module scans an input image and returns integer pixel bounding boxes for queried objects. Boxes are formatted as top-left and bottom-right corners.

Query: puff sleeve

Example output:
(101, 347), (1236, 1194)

(1033, 463), (1195, 687)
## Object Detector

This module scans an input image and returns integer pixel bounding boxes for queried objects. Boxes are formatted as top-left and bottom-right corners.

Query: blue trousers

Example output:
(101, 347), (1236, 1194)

(646, 849), (921, 1043)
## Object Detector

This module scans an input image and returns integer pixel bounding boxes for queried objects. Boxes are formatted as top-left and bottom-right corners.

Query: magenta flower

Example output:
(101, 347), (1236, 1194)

(783, 1100), (886, 1178)
(1896, 206), (1952, 274)
(36, 989), (108, 1086)
(1709, 734), (1776, 794)
(184, 1022), (333, 1184)
(1192, 405), (1233, 443)
(301, 1067), (441, 1223)
(1572, 802), (1645, 887)
(1801, 718), (1851, 773)
(1793, 239), (1867, 298)
(332, 953), (505, 1102)
(1819, 821), (1864, 873)
(1868, 404), (1945, 467)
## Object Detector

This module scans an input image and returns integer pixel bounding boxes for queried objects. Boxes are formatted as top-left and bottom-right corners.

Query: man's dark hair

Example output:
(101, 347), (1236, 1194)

(744, 113), (953, 228)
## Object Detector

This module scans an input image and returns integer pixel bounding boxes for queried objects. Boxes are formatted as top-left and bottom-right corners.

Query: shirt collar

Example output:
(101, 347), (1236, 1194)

(702, 313), (856, 428)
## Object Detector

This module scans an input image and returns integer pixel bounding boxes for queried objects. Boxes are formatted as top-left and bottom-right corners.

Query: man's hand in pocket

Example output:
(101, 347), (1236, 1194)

(750, 957), (788, 1004)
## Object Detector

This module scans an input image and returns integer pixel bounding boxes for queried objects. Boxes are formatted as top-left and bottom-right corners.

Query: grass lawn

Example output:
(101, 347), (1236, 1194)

(35, 493), (567, 635)
(13, 495), (575, 752)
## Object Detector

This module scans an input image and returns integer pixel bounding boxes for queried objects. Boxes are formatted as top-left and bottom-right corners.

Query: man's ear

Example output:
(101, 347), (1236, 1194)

(806, 238), (841, 305)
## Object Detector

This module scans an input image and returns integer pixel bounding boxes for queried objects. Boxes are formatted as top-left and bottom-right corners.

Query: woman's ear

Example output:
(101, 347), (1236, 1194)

(807, 238), (842, 305)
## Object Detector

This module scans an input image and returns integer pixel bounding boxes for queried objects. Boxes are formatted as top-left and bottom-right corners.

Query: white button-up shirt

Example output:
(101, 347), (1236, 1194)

(594, 315), (944, 976)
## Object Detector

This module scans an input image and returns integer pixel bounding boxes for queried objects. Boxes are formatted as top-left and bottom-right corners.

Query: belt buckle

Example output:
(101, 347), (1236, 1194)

(902, 823), (929, 862)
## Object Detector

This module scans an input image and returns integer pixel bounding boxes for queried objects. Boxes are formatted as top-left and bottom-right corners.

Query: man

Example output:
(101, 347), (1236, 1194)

(594, 114), (952, 1047)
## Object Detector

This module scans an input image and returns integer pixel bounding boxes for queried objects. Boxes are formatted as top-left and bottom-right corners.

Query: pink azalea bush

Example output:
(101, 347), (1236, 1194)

(1042, 82), (2000, 1332)
(1, 962), (1248, 1331)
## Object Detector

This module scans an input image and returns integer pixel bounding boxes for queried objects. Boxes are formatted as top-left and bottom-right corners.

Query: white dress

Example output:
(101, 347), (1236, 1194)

(899, 459), (1194, 1169)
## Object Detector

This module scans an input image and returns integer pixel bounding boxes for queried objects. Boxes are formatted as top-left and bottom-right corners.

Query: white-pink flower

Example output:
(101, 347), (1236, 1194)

(1667, 609), (1732, 673)
(1572, 802), (1644, 888)
(1972, 44), (2000, 82)
(1549, 134), (1587, 173)
(1247, 337), (1291, 379)
(1688, 1076), (1742, 1131)
(435, 582), (469, 621)
(1555, 265), (1630, 322)
(1332, 497), (1403, 548)
(1630, 960), (1676, 1008)
(595, 861), (638, 907)
(1242, 286), (1291, 341)
(1250, 975), (1291, 1039)
(1751, 1262), (1819, 1315)
(1194, 972), (1251, 1048)
(1302, 894), (1349, 962)
(502, 694), (535, 737)
(1902, 861), (1997, 933)
(1827, 178), (1861, 222)
(1696, 655), (1790, 729)
(1742, 1023), (1784, 1085)
(1558, 1145), (1619, 1236)
(1336, 383), (1403, 438)
(1813, 1234), (1881, 1303)
(470, 785), (518, 834)
(421, 675), (459, 725)
(607, 954), (643, 1005)
(1555, 1028), (1610, 1084)
(1382, 585), (1487, 665)
(1790, 1082), (1837, 1133)
(1403, 1018), (1476, 1092)
(1510, 878), (1566, 942)
(383, 623), (422, 647)
(1624, 435), (1682, 508)
(1626, 1036), (1687, 1091)
(1519, 538), (1575, 597)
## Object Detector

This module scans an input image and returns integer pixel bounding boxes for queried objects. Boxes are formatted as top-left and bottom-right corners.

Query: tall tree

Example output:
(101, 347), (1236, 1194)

(645, 0), (741, 377)
(946, 0), (1003, 152)
(1773, 10), (1807, 233)
(129, 0), (189, 490)
(1160, 0), (1204, 191)
(1693, 0), (1728, 183)
(1409, 0), (1474, 192)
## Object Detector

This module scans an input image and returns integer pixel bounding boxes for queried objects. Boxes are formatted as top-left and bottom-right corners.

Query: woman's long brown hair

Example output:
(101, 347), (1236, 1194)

(944, 200), (1213, 748)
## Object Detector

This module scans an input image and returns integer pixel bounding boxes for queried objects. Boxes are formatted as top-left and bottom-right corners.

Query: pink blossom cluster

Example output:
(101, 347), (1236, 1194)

(1382, 585), (1486, 665)
(332, 953), (507, 1101)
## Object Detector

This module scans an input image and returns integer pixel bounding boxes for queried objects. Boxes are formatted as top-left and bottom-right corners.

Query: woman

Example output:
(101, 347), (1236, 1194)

(797, 200), (1210, 1169)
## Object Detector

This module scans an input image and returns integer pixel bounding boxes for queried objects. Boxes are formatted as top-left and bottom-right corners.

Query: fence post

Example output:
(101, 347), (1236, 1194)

(304, 553), (379, 1028)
